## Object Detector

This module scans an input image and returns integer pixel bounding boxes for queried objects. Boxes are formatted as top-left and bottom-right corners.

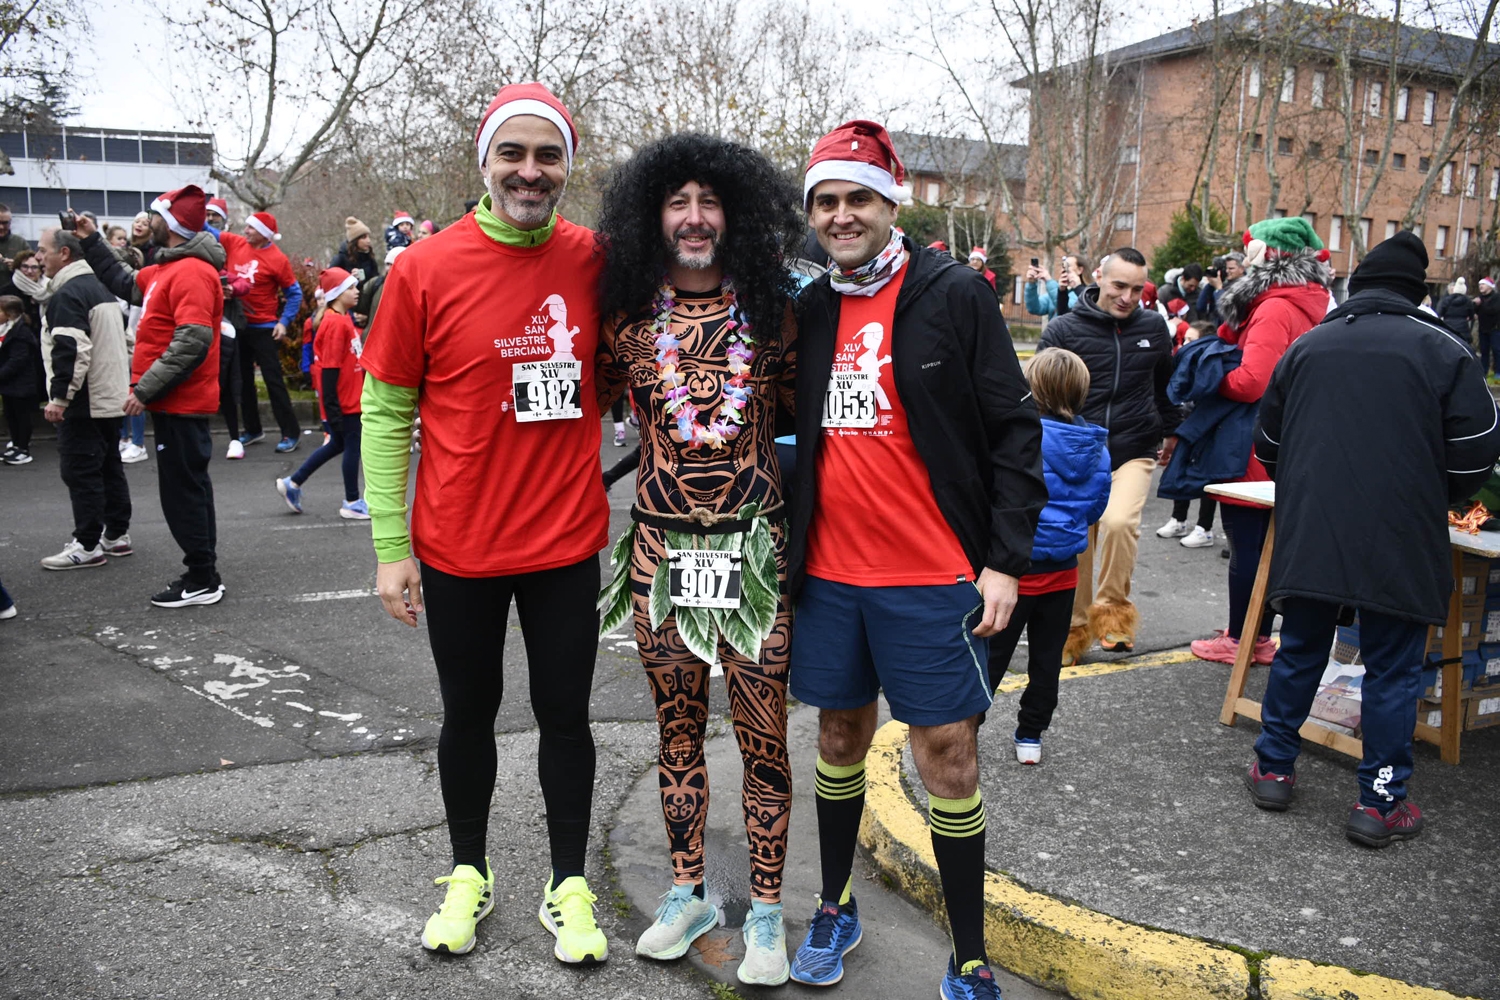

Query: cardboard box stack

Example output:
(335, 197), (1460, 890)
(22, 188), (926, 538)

(1418, 554), (1498, 731)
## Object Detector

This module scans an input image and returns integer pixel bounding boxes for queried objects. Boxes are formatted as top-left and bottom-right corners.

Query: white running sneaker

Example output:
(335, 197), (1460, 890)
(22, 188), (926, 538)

(117, 438), (127, 453)
(1181, 525), (1215, 548)
(41, 539), (107, 570)
(1156, 517), (1189, 538)
(738, 900), (789, 986)
(226, 439), (245, 460)
(636, 884), (719, 960)
(121, 443), (149, 464)
(1014, 733), (1043, 765)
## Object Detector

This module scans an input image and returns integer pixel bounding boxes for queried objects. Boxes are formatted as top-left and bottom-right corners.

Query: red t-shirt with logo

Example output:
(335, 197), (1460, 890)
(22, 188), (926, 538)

(360, 214), (608, 578)
(315, 308), (364, 416)
(221, 232), (295, 325)
(133, 256), (223, 415)
(806, 266), (972, 586)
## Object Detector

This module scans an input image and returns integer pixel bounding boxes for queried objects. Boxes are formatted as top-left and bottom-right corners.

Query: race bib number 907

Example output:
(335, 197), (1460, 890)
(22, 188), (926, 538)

(822, 371), (878, 428)
(667, 549), (743, 609)
(513, 360), (583, 422)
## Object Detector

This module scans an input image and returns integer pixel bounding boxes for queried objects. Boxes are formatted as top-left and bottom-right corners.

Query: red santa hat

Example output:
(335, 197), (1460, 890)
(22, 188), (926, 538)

(475, 82), (578, 169)
(391, 211), (414, 228)
(803, 120), (910, 208)
(206, 197), (229, 221)
(1166, 297), (1189, 317)
(320, 266), (358, 305)
(927, 240), (948, 252)
(150, 185), (207, 239)
(247, 211), (281, 242)
(968, 246), (987, 262)
(1480, 277), (1496, 291)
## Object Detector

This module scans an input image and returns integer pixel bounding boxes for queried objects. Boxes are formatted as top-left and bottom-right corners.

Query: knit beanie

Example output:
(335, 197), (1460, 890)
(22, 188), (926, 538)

(1451, 277), (1467, 295)
(1243, 217), (1324, 268)
(345, 216), (371, 243)
(1348, 230), (1429, 304)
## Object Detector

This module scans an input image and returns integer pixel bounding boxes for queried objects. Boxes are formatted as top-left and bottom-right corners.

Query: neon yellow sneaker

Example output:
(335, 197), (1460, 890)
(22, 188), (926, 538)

(539, 875), (609, 964)
(420, 860), (494, 954)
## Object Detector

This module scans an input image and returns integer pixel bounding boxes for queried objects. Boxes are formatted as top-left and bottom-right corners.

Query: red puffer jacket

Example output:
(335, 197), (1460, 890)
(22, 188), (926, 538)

(1211, 253), (1333, 506)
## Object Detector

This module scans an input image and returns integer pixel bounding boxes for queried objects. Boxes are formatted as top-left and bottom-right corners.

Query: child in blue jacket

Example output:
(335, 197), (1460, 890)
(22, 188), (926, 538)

(988, 348), (1111, 764)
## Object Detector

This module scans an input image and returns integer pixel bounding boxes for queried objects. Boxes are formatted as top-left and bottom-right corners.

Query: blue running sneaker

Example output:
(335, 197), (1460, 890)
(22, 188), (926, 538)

(340, 498), (371, 520)
(275, 436), (299, 453)
(789, 896), (862, 986)
(275, 477), (303, 514)
(238, 432), (265, 445)
(940, 955), (1004, 999)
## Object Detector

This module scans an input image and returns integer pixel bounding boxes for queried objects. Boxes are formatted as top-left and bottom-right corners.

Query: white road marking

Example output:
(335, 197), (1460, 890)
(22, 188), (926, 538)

(284, 701), (316, 713)
(271, 522), (372, 531)
(183, 685), (274, 728)
(319, 710), (362, 721)
(291, 589), (375, 602)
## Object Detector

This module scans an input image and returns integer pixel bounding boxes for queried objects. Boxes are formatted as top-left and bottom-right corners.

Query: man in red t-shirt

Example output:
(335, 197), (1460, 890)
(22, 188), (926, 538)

(221, 211), (303, 452)
(359, 82), (609, 966)
(75, 185), (229, 608)
(783, 122), (1046, 997)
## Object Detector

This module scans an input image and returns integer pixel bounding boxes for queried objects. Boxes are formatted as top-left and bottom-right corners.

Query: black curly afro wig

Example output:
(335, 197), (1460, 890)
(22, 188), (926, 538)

(595, 133), (804, 342)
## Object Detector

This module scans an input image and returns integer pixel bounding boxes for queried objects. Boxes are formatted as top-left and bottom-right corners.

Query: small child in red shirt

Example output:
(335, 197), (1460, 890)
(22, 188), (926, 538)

(275, 269), (367, 518)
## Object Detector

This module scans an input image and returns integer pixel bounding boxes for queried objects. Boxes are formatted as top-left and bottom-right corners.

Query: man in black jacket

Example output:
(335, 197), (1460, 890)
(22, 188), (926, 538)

(1248, 231), (1500, 847)
(1475, 276), (1499, 376)
(785, 120), (1045, 999)
(1039, 248), (1179, 660)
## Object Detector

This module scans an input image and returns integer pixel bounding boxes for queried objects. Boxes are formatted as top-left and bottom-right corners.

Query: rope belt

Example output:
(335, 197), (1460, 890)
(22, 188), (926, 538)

(630, 500), (786, 536)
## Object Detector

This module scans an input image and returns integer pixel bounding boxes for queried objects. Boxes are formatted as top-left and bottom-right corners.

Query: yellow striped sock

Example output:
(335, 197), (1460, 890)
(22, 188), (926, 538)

(929, 789), (986, 839)
(815, 755), (866, 802)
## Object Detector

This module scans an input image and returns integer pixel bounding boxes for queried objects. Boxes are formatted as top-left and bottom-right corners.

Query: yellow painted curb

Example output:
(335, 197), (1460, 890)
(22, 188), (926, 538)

(859, 718), (1475, 1000)
(1260, 957), (1480, 1000)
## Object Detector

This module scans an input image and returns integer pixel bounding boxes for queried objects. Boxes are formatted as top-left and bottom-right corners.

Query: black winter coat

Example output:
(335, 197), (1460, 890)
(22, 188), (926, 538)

(1435, 292), (1475, 337)
(0, 316), (43, 398)
(1255, 289), (1500, 624)
(789, 240), (1047, 592)
(329, 242), (381, 287)
(1476, 291), (1500, 335)
(1038, 289), (1181, 470)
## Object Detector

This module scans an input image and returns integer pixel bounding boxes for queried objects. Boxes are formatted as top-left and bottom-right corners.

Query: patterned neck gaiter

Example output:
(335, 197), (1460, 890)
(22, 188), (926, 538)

(828, 227), (907, 298)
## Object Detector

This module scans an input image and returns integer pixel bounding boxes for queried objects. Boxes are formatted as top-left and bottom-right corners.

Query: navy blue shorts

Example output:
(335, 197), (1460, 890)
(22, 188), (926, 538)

(790, 575), (992, 727)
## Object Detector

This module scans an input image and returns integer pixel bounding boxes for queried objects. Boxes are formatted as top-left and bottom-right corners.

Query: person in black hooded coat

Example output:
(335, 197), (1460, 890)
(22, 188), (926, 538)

(1245, 231), (1500, 848)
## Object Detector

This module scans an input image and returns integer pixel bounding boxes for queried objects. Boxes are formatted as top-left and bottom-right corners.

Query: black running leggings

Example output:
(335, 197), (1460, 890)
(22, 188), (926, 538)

(421, 555), (600, 874)
(986, 587), (1075, 739)
(1170, 495), (1217, 530)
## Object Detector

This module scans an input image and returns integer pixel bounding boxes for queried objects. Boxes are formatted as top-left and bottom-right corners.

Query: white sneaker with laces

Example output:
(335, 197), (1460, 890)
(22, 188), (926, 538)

(41, 539), (107, 570)
(226, 439), (245, 460)
(1181, 525), (1215, 548)
(121, 443), (149, 464)
(1156, 517), (1189, 538)
(1014, 734), (1043, 765)
(738, 900), (789, 986)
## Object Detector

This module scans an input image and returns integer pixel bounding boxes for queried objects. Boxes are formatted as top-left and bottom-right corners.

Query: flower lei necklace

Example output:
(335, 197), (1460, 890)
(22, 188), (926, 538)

(653, 277), (755, 450)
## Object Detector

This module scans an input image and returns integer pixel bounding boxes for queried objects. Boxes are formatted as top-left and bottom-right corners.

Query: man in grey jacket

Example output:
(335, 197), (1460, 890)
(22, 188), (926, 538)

(38, 226), (134, 570)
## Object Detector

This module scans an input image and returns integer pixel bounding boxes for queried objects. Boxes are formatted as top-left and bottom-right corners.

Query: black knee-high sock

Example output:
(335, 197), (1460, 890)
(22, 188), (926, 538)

(815, 755), (866, 905)
(929, 790), (988, 971)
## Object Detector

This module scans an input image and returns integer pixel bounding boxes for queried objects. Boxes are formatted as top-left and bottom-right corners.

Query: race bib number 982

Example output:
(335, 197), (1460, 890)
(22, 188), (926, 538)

(667, 548), (743, 609)
(513, 360), (583, 422)
(822, 371), (878, 429)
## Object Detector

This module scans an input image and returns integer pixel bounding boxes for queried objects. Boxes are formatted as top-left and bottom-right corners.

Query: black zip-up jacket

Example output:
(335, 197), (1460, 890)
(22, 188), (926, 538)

(329, 242), (381, 288)
(788, 239), (1046, 594)
(1039, 287), (1181, 470)
(0, 315), (43, 399)
(1255, 289), (1500, 623)
(1474, 290), (1500, 335)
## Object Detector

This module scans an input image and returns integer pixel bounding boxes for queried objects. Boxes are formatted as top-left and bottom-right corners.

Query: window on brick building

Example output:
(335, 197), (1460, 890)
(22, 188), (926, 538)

(1329, 216), (1343, 251)
(1278, 137), (1293, 155)
(1363, 148), (1379, 166)
(1492, 168), (1500, 200)
(1422, 90), (1436, 125)
(1012, 275), (1024, 305)
(1391, 152), (1406, 170)
(1396, 87), (1410, 121)
(1465, 164), (1478, 197)
(1412, 223), (1423, 239)
(1251, 133), (1263, 150)
(1280, 69), (1295, 103)
(1384, 221), (1398, 242)
(1366, 81), (1383, 116)
(1311, 70), (1326, 108)
(1248, 64), (1262, 97)
(1460, 228), (1472, 256)
(1272, 208), (1287, 218)
(1436, 225), (1448, 257)
(1307, 140), (1324, 159)
(1301, 212), (1317, 232)
(1120, 145), (1139, 164)
(924, 180), (940, 203)
(1359, 218), (1372, 248)
(1418, 155), (1431, 173)
(1113, 212), (1135, 231)
(1441, 162), (1454, 195)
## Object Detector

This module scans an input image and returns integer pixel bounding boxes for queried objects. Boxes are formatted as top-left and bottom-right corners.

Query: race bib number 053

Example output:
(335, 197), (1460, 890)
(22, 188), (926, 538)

(667, 549), (743, 609)
(822, 371), (878, 429)
(513, 360), (583, 422)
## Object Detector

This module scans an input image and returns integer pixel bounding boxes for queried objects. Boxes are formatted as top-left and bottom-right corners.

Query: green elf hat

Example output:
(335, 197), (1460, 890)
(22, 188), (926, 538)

(1243, 216), (1326, 267)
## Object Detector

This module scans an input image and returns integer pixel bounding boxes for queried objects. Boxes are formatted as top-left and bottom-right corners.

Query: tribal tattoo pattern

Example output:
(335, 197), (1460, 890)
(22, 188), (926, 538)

(598, 288), (796, 902)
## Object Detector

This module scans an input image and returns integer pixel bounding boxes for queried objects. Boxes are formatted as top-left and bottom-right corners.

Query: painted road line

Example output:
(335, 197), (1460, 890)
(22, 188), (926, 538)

(860, 718), (1477, 1000)
(291, 589), (375, 602)
(994, 648), (1197, 694)
(271, 522), (372, 531)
